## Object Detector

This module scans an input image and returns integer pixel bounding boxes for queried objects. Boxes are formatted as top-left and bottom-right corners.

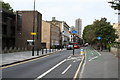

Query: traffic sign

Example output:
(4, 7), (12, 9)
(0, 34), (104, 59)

(71, 30), (77, 34)
(97, 36), (101, 40)
(31, 32), (36, 35)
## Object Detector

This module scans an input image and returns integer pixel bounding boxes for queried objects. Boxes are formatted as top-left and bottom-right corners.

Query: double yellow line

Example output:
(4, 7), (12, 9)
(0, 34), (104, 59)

(73, 55), (85, 80)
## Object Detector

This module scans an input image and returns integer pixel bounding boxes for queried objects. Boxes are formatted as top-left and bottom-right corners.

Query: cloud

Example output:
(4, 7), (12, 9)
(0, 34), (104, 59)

(3, 0), (118, 27)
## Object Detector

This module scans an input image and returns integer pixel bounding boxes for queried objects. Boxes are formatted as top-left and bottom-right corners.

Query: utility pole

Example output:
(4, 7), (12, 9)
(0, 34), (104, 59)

(32, 0), (35, 56)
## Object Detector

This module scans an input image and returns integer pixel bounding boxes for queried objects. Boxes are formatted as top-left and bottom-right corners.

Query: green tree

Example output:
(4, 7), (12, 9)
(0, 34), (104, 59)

(83, 25), (96, 44)
(0, 1), (13, 11)
(83, 18), (118, 47)
(93, 18), (117, 47)
(108, 0), (120, 10)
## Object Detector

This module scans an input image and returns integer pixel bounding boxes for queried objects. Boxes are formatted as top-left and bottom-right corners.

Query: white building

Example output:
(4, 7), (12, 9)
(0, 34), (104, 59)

(61, 21), (70, 46)
(48, 17), (71, 47)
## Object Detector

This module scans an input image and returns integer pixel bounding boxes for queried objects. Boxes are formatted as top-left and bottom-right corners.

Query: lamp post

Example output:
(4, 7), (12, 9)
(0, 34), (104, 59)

(32, 0), (35, 56)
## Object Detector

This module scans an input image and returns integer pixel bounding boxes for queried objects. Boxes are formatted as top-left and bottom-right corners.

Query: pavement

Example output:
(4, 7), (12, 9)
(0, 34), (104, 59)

(80, 47), (119, 79)
(0, 49), (66, 66)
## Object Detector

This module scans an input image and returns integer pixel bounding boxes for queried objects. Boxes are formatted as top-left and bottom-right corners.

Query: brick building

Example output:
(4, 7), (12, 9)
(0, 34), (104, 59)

(15, 11), (42, 50)
(2, 9), (16, 49)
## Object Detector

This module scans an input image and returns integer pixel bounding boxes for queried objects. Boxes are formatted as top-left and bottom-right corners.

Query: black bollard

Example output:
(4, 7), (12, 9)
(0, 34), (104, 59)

(49, 49), (50, 52)
(42, 48), (44, 54)
(46, 48), (47, 53)
(37, 49), (39, 56)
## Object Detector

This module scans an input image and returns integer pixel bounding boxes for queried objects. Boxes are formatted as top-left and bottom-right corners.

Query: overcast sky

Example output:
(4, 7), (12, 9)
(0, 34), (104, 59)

(3, 0), (118, 29)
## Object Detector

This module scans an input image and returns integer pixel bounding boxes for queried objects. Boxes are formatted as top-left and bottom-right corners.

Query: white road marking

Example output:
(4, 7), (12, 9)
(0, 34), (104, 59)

(89, 56), (98, 61)
(94, 49), (101, 56)
(76, 59), (81, 61)
(36, 59), (66, 79)
(68, 55), (71, 58)
(73, 61), (76, 62)
(62, 64), (72, 74)
(91, 53), (93, 55)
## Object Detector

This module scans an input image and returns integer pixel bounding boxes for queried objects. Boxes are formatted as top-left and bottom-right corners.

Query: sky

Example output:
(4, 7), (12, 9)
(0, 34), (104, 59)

(3, 0), (119, 29)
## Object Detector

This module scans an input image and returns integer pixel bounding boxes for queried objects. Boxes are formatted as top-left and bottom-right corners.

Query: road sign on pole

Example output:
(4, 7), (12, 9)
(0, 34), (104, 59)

(31, 32), (36, 35)
(71, 30), (77, 34)
(97, 36), (101, 40)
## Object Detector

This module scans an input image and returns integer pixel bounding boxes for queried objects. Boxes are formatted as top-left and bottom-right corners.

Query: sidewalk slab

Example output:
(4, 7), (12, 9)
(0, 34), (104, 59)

(81, 50), (119, 78)
(1, 49), (66, 66)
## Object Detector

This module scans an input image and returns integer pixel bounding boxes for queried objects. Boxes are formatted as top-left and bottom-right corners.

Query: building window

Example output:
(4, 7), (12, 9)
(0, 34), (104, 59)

(17, 14), (22, 31)
(2, 25), (7, 35)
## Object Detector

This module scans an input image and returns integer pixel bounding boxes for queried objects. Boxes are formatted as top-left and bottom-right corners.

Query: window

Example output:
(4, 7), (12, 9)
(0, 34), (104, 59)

(17, 14), (22, 31)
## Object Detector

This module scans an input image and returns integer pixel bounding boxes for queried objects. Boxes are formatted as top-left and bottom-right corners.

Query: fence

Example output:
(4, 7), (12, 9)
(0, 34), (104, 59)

(2, 47), (64, 54)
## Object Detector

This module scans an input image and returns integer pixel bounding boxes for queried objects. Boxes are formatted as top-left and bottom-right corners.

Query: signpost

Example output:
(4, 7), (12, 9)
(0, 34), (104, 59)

(71, 30), (78, 55)
(31, 32), (36, 35)
(97, 36), (102, 50)
(80, 49), (85, 55)
(30, 32), (36, 56)
(71, 30), (78, 34)
(97, 36), (101, 40)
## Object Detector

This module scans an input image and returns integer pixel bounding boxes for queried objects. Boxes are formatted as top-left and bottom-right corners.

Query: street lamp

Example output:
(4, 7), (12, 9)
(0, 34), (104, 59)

(32, 0), (35, 56)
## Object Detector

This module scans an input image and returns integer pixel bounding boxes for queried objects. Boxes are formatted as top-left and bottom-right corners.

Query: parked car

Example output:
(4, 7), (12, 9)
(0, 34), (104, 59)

(67, 45), (73, 50)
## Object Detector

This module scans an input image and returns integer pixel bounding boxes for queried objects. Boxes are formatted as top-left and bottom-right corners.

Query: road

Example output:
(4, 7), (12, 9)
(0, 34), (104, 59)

(1, 48), (84, 80)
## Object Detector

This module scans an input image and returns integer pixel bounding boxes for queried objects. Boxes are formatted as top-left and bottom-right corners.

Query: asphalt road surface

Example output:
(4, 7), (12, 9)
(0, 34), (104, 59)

(1, 49), (84, 80)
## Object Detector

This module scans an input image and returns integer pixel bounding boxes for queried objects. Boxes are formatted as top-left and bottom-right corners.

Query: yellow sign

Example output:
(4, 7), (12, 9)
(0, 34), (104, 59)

(31, 32), (36, 35)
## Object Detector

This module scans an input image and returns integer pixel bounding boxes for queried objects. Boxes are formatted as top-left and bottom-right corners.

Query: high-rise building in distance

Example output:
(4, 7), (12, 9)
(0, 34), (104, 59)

(75, 18), (82, 37)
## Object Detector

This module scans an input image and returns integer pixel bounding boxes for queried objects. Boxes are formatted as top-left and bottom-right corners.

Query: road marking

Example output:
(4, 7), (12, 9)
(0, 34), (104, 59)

(80, 52), (87, 78)
(91, 53), (93, 55)
(62, 64), (71, 74)
(73, 61), (76, 62)
(79, 62), (85, 78)
(89, 56), (98, 61)
(73, 56), (85, 80)
(0, 55), (49, 70)
(94, 49), (101, 56)
(36, 59), (66, 79)
(68, 55), (71, 58)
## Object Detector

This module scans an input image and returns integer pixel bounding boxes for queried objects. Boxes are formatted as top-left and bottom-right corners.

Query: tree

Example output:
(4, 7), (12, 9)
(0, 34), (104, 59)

(108, 0), (120, 10)
(0, 1), (13, 11)
(83, 25), (96, 44)
(83, 18), (118, 47)
(93, 18), (117, 47)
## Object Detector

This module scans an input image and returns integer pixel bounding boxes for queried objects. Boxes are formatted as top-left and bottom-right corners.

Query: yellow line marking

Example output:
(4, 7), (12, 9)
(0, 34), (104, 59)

(73, 56), (85, 80)
(0, 55), (49, 70)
